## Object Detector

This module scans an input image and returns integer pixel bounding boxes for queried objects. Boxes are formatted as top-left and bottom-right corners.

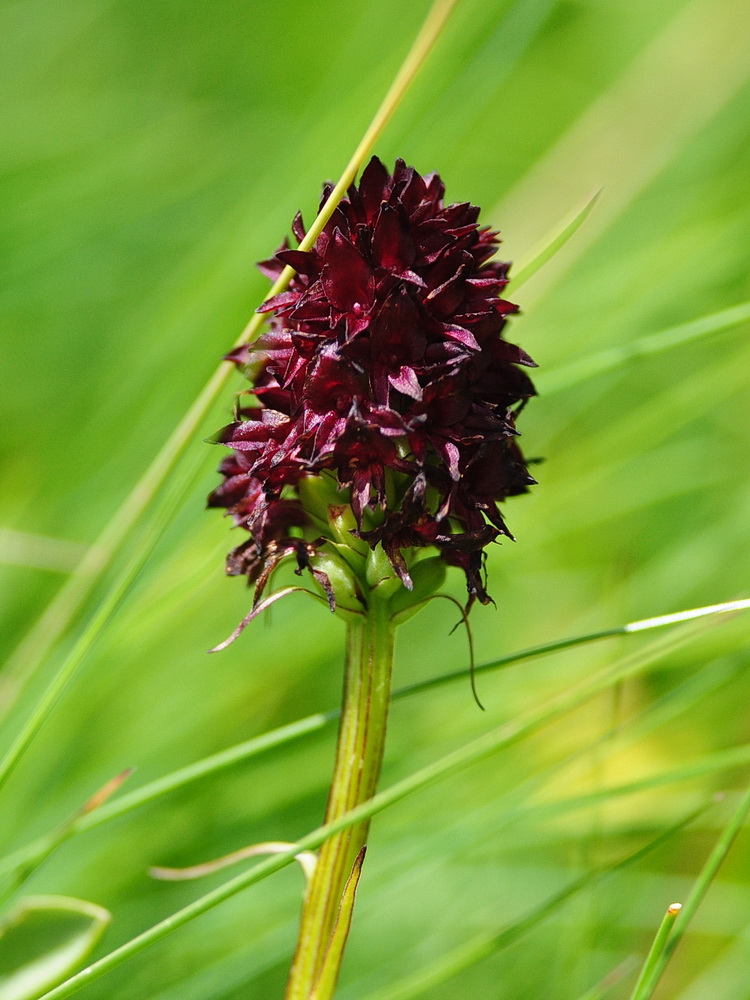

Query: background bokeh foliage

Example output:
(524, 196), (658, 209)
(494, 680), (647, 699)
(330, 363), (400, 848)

(1, 0), (749, 997)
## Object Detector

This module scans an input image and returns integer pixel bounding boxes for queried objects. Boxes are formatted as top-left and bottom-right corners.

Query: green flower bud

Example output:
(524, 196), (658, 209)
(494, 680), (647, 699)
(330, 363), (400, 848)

(388, 557), (447, 624)
(297, 473), (346, 533)
(365, 542), (401, 598)
(327, 504), (370, 558)
(310, 550), (366, 622)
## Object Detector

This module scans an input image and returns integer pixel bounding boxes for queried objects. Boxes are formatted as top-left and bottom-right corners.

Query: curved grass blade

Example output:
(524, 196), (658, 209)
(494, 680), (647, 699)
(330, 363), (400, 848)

(505, 188), (601, 294)
(633, 779), (750, 1000)
(1, 598), (747, 889)
(0, 896), (110, 1000)
(542, 301), (750, 395)
(149, 841), (317, 885)
(33, 616), (738, 1000)
(0, 0), (462, 787)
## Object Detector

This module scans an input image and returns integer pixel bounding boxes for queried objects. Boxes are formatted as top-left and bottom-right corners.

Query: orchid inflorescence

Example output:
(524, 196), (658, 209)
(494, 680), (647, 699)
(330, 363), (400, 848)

(209, 157), (537, 629)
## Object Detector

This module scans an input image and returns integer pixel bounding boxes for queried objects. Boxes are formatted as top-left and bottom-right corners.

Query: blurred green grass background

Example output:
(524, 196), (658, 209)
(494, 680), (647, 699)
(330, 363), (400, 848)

(1, 0), (749, 997)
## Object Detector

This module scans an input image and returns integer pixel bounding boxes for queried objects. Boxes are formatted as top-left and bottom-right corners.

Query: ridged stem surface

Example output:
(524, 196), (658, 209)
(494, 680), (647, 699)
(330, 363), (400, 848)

(285, 600), (394, 999)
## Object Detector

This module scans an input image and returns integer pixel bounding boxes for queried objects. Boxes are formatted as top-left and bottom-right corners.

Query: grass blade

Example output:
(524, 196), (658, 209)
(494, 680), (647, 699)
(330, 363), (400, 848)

(542, 301), (750, 395)
(0, 712), (331, 886)
(629, 903), (682, 1000)
(505, 188), (601, 294)
(394, 598), (750, 702)
(493, 0), (750, 301)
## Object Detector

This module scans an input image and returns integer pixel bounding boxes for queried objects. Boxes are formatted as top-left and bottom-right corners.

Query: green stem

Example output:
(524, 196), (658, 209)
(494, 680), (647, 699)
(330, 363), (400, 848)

(285, 600), (394, 1000)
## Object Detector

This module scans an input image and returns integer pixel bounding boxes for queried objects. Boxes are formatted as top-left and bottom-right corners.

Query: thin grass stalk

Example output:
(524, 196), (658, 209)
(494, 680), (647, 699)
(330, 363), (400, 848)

(0, 0), (460, 790)
(634, 779), (750, 1000)
(505, 188), (601, 293)
(542, 301), (750, 395)
(628, 903), (682, 1000)
(285, 601), (394, 999)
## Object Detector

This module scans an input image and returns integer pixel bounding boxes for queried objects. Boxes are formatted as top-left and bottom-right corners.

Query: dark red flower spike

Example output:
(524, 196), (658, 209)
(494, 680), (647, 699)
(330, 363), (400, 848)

(210, 157), (537, 612)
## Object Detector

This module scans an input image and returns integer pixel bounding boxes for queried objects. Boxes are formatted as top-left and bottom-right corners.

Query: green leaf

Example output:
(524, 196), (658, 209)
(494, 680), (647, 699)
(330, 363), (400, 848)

(0, 896), (110, 1000)
(309, 847), (366, 1000)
